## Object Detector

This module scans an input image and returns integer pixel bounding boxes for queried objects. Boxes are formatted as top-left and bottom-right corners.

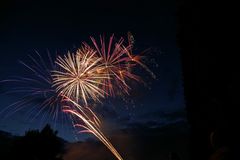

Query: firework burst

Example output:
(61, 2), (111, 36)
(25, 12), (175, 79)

(52, 47), (108, 105)
(82, 34), (142, 97)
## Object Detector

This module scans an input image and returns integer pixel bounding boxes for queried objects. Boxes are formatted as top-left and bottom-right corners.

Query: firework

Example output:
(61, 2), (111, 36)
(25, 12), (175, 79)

(51, 35), (155, 160)
(52, 47), (108, 105)
(82, 34), (141, 96)
(2, 33), (155, 160)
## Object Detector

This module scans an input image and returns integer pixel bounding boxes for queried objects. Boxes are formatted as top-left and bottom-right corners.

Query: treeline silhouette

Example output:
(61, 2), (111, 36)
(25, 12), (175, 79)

(177, 0), (239, 159)
(0, 124), (65, 160)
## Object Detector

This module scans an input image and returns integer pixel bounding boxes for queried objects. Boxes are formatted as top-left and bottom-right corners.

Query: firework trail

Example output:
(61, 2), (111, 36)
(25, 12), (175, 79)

(61, 96), (123, 160)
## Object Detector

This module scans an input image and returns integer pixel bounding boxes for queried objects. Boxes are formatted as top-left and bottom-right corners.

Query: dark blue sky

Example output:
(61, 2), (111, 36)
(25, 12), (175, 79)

(0, 0), (185, 141)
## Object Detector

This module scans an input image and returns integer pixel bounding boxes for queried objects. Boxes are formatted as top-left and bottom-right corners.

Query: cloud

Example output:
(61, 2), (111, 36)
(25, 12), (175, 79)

(136, 109), (187, 121)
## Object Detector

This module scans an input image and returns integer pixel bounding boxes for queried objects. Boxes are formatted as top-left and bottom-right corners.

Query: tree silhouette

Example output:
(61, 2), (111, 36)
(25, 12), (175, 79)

(8, 124), (64, 160)
(177, 0), (239, 159)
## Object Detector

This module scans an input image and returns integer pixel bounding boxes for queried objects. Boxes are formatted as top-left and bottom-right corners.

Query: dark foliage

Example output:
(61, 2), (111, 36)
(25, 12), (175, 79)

(0, 124), (65, 160)
(177, 0), (239, 159)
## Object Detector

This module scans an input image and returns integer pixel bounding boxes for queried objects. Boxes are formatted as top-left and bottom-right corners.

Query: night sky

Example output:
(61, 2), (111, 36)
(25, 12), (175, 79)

(0, 0), (185, 143)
